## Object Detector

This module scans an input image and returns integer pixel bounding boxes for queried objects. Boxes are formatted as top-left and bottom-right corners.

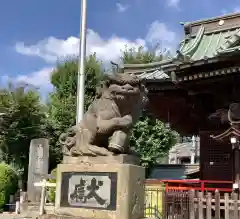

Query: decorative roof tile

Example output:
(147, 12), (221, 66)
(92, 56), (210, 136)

(131, 69), (169, 80)
(179, 27), (240, 60)
(180, 25), (205, 58)
(121, 12), (240, 80)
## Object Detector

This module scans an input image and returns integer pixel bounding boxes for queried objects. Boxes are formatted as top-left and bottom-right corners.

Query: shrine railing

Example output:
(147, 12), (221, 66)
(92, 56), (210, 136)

(146, 179), (233, 192)
(144, 189), (240, 219)
(144, 179), (233, 218)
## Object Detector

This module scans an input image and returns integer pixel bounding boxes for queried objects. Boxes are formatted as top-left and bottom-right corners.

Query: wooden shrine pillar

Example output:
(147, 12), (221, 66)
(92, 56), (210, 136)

(230, 128), (240, 190)
(234, 142), (240, 187)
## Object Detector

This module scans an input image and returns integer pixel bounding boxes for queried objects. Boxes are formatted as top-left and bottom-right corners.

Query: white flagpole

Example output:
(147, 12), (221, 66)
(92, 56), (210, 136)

(76, 0), (87, 124)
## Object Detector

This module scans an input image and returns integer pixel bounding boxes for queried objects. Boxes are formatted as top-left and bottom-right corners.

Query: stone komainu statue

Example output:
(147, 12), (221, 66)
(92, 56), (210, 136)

(59, 73), (148, 157)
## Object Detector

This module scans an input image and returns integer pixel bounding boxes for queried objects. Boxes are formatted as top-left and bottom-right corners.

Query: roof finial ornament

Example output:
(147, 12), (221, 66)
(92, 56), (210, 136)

(184, 22), (192, 36)
(110, 61), (119, 74)
(218, 20), (224, 26)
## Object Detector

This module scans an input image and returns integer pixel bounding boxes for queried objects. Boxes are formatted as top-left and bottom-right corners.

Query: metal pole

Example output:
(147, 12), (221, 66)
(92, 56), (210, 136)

(76, 0), (87, 124)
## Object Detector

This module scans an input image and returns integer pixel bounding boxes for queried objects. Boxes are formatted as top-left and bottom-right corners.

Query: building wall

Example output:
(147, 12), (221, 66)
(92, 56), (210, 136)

(200, 131), (233, 182)
(168, 136), (200, 165)
(150, 164), (199, 179)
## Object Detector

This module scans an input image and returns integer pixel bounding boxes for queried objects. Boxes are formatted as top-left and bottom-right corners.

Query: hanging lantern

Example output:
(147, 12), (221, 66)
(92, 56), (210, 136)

(230, 136), (237, 144)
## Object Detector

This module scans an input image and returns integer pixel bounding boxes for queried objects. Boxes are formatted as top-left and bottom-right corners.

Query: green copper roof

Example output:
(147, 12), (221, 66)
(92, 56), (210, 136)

(132, 69), (169, 80)
(122, 13), (240, 80)
(178, 26), (240, 61)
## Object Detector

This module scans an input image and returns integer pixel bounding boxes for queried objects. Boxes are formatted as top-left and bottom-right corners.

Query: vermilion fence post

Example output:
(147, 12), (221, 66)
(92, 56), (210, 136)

(145, 179), (233, 192)
(166, 183), (169, 192)
(201, 181), (204, 192)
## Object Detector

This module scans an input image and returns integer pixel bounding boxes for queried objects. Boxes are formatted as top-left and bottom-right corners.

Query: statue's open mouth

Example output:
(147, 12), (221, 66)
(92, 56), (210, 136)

(114, 88), (140, 96)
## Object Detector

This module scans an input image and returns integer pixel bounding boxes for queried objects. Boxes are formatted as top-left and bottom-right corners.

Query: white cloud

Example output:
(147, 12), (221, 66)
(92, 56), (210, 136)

(15, 67), (54, 88)
(15, 30), (146, 64)
(14, 21), (177, 88)
(15, 22), (176, 64)
(15, 37), (79, 64)
(146, 21), (176, 51)
(166, 0), (180, 8)
(1, 67), (54, 90)
(116, 3), (129, 12)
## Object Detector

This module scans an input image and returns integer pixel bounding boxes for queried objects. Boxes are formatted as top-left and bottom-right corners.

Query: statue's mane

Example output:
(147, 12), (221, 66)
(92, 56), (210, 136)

(96, 73), (144, 99)
(106, 73), (143, 86)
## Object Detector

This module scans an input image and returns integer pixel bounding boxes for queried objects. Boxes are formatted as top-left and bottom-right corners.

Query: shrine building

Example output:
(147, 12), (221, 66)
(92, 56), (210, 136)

(121, 12), (240, 188)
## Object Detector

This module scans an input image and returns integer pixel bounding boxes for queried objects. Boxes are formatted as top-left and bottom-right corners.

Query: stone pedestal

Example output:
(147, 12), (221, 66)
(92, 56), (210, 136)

(63, 154), (140, 165)
(54, 156), (145, 219)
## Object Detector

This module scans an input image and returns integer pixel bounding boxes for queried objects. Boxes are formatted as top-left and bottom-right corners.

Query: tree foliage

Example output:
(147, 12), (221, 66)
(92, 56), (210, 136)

(130, 114), (176, 169)
(0, 84), (46, 181)
(120, 44), (171, 64)
(47, 168), (57, 203)
(0, 163), (18, 211)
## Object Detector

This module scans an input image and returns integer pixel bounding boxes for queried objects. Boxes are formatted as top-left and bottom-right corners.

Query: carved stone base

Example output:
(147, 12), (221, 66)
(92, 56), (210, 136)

(63, 154), (140, 165)
(55, 162), (145, 219)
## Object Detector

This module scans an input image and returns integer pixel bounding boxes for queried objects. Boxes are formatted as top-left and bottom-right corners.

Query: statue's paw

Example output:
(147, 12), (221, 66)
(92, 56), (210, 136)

(88, 145), (113, 156)
(121, 115), (133, 128)
(69, 147), (83, 156)
(81, 150), (97, 157)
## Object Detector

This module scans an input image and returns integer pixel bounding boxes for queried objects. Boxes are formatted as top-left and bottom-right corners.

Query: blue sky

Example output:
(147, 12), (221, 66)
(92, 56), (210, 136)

(0, 0), (239, 95)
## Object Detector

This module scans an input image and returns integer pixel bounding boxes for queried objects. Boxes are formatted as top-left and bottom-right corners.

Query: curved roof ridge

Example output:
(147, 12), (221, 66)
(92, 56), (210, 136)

(171, 142), (193, 150)
(123, 58), (173, 69)
(180, 25), (205, 56)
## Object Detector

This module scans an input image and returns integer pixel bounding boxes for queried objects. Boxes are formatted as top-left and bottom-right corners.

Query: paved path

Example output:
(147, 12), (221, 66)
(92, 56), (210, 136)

(0, 213), (36, 219)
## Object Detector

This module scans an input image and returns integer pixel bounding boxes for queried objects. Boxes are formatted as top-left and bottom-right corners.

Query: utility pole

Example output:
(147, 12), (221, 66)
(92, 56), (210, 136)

(76, 0), (87, 124)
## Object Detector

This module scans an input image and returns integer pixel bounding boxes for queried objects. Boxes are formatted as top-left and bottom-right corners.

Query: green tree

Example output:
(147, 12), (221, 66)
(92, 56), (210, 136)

(0, 163), (18, 211)
(0, 84), (46, 181)
(46, 54), (105, 168)
(120, 44), (171, 64)
(130, 113), (176, 175)
(121, 46), (176, 175)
